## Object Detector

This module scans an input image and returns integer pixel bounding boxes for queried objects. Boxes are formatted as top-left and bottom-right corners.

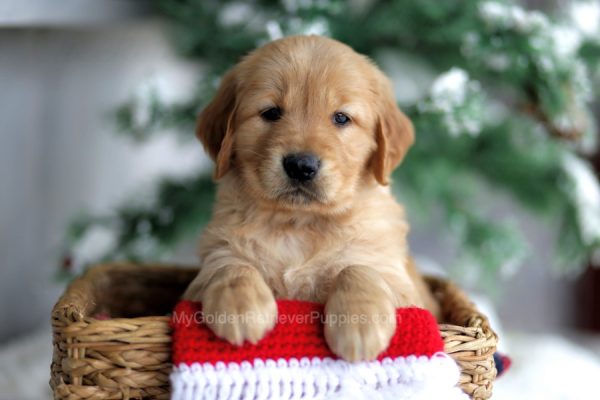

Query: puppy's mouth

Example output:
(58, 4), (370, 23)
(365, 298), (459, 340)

(276, 184), (324, 204)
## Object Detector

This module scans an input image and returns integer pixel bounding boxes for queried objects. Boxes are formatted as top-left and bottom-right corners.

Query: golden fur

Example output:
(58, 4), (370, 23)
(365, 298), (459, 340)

(184, 35), (439, 361)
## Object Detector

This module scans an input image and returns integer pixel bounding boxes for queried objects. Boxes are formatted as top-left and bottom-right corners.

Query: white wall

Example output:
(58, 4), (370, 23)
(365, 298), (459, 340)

(0, 0), (150, 26)
(0, 20), (206, 342)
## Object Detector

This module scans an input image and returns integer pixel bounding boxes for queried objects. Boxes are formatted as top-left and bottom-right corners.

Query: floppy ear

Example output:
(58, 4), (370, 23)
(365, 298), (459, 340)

(372, 98), (415, 185)
(196, 70), (238, 180)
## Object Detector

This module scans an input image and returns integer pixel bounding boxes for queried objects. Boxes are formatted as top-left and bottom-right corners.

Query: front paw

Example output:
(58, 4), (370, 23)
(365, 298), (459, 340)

(324, 294), (396, 362)
(201, 274), (277, 346)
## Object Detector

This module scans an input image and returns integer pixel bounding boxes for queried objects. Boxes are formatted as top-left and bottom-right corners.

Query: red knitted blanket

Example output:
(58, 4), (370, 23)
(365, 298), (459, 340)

(170, 300), (468, 400)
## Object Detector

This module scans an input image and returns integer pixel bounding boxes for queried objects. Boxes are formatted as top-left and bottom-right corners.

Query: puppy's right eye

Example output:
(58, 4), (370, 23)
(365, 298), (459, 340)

(261, 107), (282, 121)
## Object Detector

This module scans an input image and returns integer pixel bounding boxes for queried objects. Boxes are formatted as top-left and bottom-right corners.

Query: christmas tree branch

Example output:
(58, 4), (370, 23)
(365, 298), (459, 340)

(64, 173), (216, 272)
(522, 100), (583, 141)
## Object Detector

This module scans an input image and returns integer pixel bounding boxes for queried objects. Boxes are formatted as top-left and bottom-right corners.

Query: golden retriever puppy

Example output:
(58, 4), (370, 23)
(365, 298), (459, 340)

(183, 35), (439, 362)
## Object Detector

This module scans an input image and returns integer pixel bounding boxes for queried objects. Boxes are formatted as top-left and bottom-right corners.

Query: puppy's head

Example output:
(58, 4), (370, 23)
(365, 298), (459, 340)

(197, 36), (413, 214)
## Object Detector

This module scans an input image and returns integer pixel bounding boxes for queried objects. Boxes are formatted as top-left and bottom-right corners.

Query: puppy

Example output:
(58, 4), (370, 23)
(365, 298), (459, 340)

(184, 35), (439, 362)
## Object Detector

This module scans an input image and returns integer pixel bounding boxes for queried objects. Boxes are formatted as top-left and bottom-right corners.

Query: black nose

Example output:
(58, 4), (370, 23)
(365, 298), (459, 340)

(282, 153), (320, 182)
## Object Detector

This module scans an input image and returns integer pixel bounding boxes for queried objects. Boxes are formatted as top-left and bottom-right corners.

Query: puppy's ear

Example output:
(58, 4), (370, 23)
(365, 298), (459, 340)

(372, 96), (414, 186)
(196, 70), (238, 179)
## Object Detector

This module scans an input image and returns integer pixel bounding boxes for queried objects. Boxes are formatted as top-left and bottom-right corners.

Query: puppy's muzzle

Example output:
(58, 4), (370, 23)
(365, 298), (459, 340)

(282, 153), (320, 183)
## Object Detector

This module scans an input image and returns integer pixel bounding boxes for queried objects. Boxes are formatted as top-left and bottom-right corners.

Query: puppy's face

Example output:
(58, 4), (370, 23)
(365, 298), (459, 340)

(197, 36), (413, 215)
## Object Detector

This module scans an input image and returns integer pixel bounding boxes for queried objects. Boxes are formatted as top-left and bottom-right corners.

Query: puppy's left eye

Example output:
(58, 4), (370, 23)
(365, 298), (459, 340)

(333, 112), (351, 126)
(261, 107), (282, 122)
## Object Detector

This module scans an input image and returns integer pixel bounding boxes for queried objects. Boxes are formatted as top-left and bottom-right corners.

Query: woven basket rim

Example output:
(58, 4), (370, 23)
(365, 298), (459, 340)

(53, 262), (497, 328)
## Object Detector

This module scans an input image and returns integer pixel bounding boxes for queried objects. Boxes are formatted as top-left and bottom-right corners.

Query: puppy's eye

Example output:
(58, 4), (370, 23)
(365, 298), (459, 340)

(333, 112), (351, 126)
(261, 107), (282, 121)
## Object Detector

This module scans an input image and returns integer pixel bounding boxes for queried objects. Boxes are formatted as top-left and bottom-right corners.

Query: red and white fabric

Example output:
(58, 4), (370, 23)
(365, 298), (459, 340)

(170, 300), (468, 400)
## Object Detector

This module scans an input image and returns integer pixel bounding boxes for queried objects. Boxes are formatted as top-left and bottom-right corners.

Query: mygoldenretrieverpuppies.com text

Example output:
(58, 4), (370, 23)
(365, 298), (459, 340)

(172, 310), (400, 327)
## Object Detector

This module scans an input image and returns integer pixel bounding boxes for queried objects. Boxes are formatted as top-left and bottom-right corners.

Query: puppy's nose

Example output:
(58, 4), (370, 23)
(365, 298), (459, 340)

(282, 153), (320, 182)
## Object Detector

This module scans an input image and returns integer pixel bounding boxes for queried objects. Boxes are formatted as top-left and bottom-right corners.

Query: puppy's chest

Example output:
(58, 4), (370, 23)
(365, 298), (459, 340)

(244, 227), (327, 268)
(232, 225), (347, 297)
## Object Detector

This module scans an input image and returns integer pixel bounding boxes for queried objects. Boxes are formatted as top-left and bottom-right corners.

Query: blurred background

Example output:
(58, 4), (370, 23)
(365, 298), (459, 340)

(1, 0), (600, 399)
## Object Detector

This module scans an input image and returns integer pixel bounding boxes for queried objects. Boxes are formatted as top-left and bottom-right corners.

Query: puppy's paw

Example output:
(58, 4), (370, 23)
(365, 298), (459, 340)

(201, 272), (277, 346)
(324, 293), (396, 362)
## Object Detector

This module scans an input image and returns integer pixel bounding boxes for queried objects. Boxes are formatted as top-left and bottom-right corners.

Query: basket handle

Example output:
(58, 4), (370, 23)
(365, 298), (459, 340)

(52, 265), (110, 323)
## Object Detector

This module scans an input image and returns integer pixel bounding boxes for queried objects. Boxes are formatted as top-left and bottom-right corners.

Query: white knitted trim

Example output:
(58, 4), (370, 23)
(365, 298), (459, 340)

(170, 353), (468, 400)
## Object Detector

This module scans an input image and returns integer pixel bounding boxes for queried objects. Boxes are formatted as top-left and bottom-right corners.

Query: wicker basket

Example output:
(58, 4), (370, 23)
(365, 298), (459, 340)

(51, 263), (497, 400)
